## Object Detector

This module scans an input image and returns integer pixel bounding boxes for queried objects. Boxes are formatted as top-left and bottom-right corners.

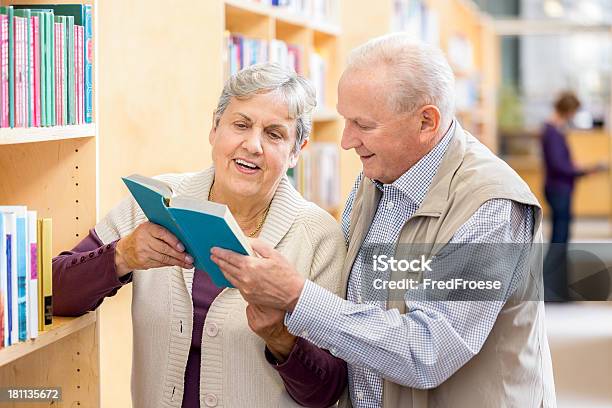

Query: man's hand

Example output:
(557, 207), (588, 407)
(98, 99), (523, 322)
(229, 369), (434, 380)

(115, 222), (194, 277)
(210, 239), (305, 311)
(246, 303), (296, 363)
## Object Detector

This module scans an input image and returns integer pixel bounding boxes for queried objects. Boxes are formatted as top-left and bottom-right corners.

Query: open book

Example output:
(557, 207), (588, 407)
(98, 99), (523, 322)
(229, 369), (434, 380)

(122, 174), (254, 288)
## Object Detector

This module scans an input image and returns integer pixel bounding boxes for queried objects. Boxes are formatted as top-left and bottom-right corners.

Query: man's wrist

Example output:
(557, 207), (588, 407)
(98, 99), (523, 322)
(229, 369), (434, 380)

(286, 276), (305, 312)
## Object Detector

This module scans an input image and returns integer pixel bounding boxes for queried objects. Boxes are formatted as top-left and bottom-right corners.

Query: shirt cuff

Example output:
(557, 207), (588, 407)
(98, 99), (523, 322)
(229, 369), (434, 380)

(285, 280), (345, 351)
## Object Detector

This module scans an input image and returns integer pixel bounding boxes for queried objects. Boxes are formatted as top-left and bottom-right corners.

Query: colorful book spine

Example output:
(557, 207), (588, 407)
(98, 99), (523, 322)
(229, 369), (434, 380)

(38, 218), (52, 329)
(3, 212), (17, 346)
(47, 11), (55, 127)
(54, 21), (60, 125)
(32, 15), (40, 128)
(83, 5), (92, 124)
(65, 15), (74, 125)
(0, 213), (6, 347)
(27, 211), (37, 339)
(1, 12), (8, 128)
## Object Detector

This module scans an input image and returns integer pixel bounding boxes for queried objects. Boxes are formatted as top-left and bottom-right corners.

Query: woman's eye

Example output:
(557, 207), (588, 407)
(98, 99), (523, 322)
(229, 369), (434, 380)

(234, 122), (247, 129)
(268, 132), (282, 139)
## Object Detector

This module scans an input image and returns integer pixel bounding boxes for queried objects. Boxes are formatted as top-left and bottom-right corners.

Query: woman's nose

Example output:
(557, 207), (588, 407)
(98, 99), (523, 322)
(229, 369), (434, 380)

(242, 129), (264, 154)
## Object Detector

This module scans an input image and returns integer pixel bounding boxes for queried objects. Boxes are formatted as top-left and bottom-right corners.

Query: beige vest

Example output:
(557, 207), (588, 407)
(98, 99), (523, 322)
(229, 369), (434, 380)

(339, 123), (556, 408)
(95, 168), (347, 408)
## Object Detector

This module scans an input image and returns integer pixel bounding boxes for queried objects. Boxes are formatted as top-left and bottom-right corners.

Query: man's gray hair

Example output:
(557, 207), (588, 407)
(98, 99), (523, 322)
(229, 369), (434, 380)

(347, 33), (456, 128)
(214, 63), (316, 152)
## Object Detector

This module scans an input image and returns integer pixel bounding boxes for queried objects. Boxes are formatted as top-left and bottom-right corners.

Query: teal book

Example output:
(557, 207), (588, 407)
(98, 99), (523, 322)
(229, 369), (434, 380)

(122, 175), (254, 288)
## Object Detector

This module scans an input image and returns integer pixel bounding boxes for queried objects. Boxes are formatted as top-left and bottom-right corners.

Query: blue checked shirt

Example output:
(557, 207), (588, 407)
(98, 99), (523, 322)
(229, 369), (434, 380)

(286, 121), (535, 407)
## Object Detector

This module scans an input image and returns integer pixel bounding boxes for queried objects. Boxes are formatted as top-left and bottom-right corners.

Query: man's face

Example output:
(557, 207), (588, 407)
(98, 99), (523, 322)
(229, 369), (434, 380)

(338, 68), (438, 184)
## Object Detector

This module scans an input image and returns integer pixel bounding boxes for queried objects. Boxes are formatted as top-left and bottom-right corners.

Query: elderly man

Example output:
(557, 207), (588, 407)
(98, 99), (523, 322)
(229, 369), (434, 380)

(211, 33), (556, 407)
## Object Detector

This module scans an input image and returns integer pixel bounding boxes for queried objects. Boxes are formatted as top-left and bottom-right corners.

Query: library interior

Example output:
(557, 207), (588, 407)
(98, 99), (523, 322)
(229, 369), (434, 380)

(0, 0), (611, 407)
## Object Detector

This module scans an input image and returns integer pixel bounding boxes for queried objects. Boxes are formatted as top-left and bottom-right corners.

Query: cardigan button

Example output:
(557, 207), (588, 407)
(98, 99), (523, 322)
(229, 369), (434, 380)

(204, 393), (218, 407)
(205, 323), (218, 337)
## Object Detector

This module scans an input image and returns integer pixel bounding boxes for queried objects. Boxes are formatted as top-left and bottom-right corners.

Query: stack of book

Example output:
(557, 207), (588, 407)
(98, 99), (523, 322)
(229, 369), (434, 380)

(288, 142), (340, 210)
(247, 0), (338, 25)
(0, 5), (93, 129)
(0, 207), (53, 349)
(224, 32), (304, 78)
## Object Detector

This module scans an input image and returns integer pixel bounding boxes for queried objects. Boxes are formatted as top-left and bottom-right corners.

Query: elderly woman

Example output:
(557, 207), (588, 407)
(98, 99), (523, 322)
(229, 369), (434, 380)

(52, 63), (347, 408)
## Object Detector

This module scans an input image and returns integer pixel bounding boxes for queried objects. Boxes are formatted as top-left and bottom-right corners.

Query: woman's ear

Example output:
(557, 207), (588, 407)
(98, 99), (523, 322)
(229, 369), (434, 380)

(209, 112), (217, 145)
(420, 105), (441, 134)
(288, 139), (308, 168)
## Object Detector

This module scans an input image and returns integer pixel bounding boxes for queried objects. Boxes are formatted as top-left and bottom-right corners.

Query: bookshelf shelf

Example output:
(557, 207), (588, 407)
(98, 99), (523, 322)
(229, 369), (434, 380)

(0, 312), (96, 366)
(0, 124), (96, 145)
(224, 0), (340, 35)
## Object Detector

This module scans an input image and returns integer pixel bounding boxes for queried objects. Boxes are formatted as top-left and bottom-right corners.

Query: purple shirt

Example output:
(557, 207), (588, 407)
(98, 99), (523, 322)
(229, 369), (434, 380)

(53, 229), (346, 408)
(541, 122), (585, 193)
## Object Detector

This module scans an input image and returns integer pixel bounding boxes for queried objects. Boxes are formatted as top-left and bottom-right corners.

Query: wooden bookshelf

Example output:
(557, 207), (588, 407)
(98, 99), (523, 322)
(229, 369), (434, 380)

(0, 313), (96, 366)
(0, 1), (99, 407)
(224, 0), (343, 217)
(0, 124), (96, 145)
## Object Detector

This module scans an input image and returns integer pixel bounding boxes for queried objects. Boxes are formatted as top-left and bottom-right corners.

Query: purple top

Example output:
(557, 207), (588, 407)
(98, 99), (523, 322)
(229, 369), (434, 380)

(541, 122), (585, 193)
(53, 229), (346, 408)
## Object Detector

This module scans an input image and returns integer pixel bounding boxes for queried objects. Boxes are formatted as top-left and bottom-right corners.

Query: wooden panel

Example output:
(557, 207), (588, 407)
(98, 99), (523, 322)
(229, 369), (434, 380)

(96, 1), (224, 407)
(0, 137), (97, 254)
(568, 130), (610, 216)
(225, 3), (274, 40)
(0, 318), (99, 408)
(275, 21), (313, 75)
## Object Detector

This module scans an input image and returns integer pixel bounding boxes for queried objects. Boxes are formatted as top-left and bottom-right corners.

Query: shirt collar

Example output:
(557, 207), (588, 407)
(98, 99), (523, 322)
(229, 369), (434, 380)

(374, 119), (456, 206)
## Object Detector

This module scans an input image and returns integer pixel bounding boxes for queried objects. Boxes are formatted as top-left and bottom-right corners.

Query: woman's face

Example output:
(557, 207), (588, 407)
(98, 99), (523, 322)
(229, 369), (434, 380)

(209, 92), (301, 201)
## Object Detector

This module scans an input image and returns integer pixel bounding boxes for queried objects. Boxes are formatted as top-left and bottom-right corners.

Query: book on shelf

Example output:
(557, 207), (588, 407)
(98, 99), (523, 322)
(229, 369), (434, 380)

(309, 52), (325, 110)
(225, 32), (304, 78)
(0, 208), (50, 348)
(0, 4), (93, 129)
(288, 142), (339, 210)
(38, 217), (52, 331)
(122, 174), (254, 288)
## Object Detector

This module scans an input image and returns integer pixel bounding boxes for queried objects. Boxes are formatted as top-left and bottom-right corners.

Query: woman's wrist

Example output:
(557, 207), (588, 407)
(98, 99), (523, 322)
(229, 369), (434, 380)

(266, 332), (297, 363)
(114, 238), (132, 278)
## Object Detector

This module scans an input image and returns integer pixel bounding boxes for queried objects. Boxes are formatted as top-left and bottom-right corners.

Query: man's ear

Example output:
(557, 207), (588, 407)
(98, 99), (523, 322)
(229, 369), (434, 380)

(288, 139), (308, 168)
(209, 112), (217, 145)
(420, 105), (441, 134)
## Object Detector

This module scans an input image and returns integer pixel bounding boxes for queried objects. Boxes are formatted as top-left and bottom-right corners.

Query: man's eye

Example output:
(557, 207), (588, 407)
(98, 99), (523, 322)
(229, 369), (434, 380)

(356, 121), (370, 130)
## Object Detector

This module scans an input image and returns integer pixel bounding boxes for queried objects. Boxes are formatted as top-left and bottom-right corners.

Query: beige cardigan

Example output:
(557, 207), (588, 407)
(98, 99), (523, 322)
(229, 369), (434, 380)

(339, 123), (556, 407)
(95, 167), (347, 408)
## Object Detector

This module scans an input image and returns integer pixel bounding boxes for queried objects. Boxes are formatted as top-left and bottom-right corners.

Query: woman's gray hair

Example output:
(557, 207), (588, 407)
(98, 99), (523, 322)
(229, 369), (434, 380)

(213, 63), (317, 152)
(347, 33), (456, 128)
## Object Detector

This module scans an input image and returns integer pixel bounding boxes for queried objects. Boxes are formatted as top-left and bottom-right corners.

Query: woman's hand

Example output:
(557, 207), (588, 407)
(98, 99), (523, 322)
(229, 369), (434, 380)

(115, 222), (194, 277)
(246, 303), (296, 363)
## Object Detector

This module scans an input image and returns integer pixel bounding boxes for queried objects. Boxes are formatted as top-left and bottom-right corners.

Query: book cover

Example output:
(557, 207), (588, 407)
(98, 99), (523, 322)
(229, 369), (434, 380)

(83, 5), (91, 123)
(27, 211), (37, 339)
(122, 175), (255, 288)
(38, 218), (52, 329)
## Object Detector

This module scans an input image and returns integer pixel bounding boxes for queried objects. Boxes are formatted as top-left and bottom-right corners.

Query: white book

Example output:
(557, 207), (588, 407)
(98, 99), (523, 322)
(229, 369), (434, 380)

(0, 206), (29, 343)
(27, 211), (38, 339)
